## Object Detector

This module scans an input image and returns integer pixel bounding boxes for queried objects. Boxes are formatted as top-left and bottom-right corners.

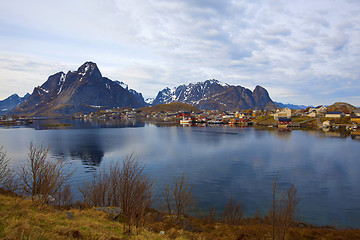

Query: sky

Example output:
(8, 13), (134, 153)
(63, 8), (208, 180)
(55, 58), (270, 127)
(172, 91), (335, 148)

(0, 0), (359, 106)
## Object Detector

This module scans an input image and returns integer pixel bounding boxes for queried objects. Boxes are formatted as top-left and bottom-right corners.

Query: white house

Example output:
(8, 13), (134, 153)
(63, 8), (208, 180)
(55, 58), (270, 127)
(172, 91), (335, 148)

(274, 108), (292, 120)
(309, 105), (327, 114)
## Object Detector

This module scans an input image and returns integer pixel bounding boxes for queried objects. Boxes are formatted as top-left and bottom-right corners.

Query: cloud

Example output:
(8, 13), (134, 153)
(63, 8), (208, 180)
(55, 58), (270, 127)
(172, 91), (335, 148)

(0, 0), (360, 106)
(266, 27), (292, 36)
(327, 35), (349, 51)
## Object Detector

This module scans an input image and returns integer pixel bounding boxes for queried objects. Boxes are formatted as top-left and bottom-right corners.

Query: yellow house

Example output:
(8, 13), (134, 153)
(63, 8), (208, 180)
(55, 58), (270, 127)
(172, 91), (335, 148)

(325, 112), (345, 118)
(351, 116), (360, 123)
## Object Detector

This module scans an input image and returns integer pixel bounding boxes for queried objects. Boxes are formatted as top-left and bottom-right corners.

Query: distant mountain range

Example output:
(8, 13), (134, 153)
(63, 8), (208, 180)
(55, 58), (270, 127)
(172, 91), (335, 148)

(0, 61), (302, 116)
(273, 102), (311, 110)
(152, 79), (276, 111)
(0, 93), (30, 115)
(9, 62), (147, 116)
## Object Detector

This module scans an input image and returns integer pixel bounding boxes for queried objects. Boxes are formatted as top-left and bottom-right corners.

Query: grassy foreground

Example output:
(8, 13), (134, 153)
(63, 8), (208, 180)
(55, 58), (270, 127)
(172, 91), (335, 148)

(1, 193), (360, 240)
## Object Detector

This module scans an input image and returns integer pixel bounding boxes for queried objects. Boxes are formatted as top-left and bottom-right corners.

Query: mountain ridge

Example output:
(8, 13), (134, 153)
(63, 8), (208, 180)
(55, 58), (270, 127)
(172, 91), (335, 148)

(152, 79), (276, 111)
(0, 93), (30, 115)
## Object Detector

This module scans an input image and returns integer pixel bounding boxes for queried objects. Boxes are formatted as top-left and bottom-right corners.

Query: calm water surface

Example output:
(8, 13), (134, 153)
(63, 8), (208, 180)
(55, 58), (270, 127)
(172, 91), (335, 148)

(0, 119), (359, 228)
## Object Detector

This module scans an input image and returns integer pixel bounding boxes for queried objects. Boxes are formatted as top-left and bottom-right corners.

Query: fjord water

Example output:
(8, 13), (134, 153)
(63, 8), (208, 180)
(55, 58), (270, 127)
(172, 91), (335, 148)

(1, 119), (360, 228)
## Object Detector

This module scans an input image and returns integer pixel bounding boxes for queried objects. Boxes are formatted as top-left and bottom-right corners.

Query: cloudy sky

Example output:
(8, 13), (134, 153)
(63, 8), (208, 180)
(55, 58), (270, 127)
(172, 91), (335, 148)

(0, 0), (359, 106)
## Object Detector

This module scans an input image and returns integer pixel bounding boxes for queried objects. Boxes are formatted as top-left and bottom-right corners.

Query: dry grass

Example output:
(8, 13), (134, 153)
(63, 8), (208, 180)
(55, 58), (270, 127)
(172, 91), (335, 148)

(1, 193), (360, 240)
(0, 194), (168, 240)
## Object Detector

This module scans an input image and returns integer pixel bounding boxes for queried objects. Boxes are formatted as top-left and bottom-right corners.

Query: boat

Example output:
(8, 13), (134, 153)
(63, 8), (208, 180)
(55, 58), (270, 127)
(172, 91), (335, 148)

(180, 117), (193, 124)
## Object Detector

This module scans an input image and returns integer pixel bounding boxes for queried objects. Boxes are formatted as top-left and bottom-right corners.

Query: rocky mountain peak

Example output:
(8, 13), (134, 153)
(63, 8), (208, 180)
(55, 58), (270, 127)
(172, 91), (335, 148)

(77, 62), (102, 79)
(40, 72), (65, 92)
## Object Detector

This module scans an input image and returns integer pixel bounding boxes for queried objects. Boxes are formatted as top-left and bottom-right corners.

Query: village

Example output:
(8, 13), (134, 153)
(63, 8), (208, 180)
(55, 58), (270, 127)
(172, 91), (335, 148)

(1, 103), (360, 133)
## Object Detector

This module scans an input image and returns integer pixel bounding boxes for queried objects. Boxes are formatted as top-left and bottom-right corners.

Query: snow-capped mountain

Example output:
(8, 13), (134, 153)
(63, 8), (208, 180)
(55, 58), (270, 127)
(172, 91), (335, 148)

(0, 93), (30, 115)
(10, 62), (147, 116)
(145, 98), (154, 105)
(152, 79), (276, 111)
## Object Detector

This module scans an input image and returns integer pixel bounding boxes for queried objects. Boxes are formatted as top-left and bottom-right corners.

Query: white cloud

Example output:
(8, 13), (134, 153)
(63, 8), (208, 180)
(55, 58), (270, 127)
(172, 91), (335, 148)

(0, 0), (359, 106)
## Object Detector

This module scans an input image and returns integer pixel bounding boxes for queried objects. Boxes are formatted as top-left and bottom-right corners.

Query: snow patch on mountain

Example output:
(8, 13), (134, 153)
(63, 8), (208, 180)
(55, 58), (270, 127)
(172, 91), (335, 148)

(115, 81), (128, 90)
(145, 98), (154, 105)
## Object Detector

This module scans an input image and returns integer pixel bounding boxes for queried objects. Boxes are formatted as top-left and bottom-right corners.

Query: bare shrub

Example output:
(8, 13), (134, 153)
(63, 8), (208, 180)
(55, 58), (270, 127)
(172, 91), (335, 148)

(79, 155), (153, 233)
(118, 155), (153, 232)
(57, 184), (73, 208)
(223, 196), (244, 225)
(79, 167), (109, 207)
(0, 146), (14, 190)
(162, 183), (172, 215)
(270, 175), (300, 240)
(206, 205), (217, 224)
(161, 173), (196, 220)
(17, 142), (73, 205)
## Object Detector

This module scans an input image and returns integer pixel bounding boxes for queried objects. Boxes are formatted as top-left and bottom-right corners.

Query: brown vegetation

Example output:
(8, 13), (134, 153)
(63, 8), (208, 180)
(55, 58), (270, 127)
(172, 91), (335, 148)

(327, 102), (356, 113)
(79, 155), (153, 233)
(223, 196), (244, 225)
(162, 173), (197, 221)
(16, 143), (73, 205)
(270, 175), (300, 240)
(0, 146), (14, 190)
(1, 191), (360, 240)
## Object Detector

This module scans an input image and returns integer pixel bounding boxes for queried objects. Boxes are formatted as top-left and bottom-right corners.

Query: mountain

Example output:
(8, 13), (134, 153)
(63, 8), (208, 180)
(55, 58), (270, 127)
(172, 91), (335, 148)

(0, 93), (30, 115)
(274, 102), (310, 110)
(326, 102), (356, 113)
(145, 98), (154, 105)
(9, 62), (147, 116)
(114, 81), (147, 106)
(152, 79), (276, 111)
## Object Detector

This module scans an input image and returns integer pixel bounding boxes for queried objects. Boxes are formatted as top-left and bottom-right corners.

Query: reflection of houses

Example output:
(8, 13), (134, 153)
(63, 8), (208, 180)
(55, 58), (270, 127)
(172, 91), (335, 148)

(322, 120), (331, 128)
(274, 108), (291, 120)
(325, 111), (345, 118)
(324, 131), (341, 138)
(351, 130), (360, 140)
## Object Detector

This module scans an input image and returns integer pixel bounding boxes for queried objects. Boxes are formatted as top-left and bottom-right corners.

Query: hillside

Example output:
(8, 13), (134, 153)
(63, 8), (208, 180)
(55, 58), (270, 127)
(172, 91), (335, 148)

(1, 192), (360, 240)
(326, 102), (357, 112)
(137, 102), (201, 113)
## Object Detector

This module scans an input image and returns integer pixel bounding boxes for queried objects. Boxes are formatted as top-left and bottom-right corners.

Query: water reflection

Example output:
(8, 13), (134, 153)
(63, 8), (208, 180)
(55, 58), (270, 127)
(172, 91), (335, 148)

(0, 124), (360, 228)
(31, 118), (145, 130)
(40, 119), (145, 165)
